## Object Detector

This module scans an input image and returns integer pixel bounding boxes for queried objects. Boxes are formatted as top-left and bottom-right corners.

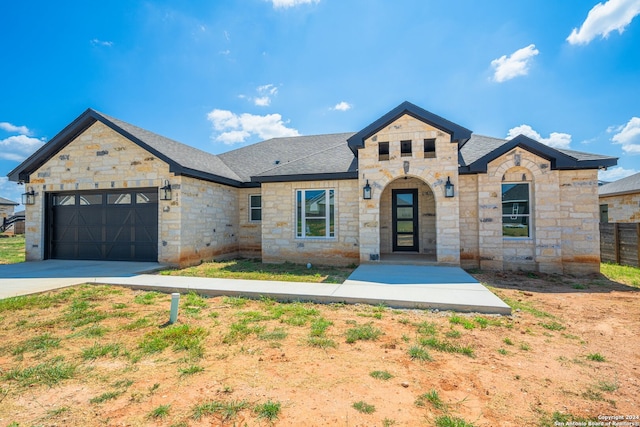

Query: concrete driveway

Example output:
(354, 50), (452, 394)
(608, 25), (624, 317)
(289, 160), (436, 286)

(0, 260), (163, 299)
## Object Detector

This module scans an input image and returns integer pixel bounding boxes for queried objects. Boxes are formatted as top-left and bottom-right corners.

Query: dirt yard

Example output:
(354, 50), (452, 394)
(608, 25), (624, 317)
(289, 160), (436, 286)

(0, 270), (639, 426)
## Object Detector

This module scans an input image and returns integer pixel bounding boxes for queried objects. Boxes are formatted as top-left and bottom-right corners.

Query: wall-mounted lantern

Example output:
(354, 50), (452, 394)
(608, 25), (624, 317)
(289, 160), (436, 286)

(444, 177), (455, 198)
(363, 180), (372, 200)
(22, 187), (36, 205)
(160, 180), (172, 201)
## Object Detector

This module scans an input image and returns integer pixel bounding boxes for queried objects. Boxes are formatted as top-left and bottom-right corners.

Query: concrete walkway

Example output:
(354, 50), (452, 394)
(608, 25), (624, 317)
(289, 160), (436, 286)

(0, 261), (510, 314)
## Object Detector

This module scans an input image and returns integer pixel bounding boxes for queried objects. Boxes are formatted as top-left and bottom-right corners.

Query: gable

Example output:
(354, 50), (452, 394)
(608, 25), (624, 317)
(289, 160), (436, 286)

(347, 101), (472, 155)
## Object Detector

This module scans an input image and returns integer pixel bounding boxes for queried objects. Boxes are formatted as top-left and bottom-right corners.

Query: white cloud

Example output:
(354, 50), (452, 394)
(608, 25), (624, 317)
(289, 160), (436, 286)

(611, 117), (640, 153)
(207, 109), (299, 145)
(599, 166), (639, 181)
(90, 38), (114, 47)
(245, 84), (279, 107)
(567, 0), (640, 45)
(332, 101), (352, 111)
(0, 122), (31, 135)
(490, 44), (539, 83)
(254, 97), (271, 107)
(0, 134), (45, 161)
(507, 124), (572, 149)
(271, 0), (320, 8)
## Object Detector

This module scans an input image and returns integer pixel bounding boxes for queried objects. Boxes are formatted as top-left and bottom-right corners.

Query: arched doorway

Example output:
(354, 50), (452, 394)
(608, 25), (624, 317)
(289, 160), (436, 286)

(379, 177), (436, 261)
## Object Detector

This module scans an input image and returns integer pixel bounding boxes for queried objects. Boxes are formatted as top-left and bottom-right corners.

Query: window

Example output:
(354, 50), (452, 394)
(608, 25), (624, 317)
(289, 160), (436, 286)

(378, 142), (389, 161)
(296, 189), (334, 238)
(599, 204), (609, 223)
(424, 138), (436, 158)
(401, 140), (412, 157)
(502, 183), (530, 237)
(249, 194), (262, 221)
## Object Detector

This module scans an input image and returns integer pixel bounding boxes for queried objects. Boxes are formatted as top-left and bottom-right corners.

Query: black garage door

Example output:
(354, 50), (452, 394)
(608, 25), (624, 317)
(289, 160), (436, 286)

(46, 189), (158, 261)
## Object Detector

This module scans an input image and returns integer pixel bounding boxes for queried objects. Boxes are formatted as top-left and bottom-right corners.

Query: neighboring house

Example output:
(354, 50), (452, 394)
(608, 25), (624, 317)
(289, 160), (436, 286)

(8, 102), (617, 274)
(0, 197), (18, 220)
(599, 172), (640, 223)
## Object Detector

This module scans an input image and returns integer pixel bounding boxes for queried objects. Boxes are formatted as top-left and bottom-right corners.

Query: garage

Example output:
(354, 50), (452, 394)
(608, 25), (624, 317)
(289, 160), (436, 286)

(45, 189), (158, 261)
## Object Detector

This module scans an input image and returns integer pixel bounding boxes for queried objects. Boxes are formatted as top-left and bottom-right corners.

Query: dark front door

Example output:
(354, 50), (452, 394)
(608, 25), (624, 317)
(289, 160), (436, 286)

(46, 189), (158, 261)
(392, 189), (418, 252)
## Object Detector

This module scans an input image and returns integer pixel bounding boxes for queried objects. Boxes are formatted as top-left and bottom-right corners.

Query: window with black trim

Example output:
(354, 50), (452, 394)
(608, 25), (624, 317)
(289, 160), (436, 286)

(424, 138), (436, 158)
(401, 140), (412, 157)
(249, 194), (262, 222)
(296, 189), (335, 238)
(502, 183), (530, 237)
(378, 142), (389, 161)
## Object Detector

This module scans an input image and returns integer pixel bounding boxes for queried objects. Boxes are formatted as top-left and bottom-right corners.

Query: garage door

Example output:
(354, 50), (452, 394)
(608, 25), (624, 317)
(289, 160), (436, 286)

(46, 189), (158, 261)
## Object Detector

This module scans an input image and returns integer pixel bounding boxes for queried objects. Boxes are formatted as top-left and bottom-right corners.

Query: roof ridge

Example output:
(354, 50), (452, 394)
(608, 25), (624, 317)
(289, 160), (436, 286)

(253, 141), (349, 176)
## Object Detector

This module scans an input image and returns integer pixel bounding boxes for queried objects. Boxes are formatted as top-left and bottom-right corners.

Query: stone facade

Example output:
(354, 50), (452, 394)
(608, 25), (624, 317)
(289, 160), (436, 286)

(261, 179), (360, 266)
(600, 193), (640, 223)
(458, 148), (600, 274)
(237, 187), (262, 258)
(357, 114), (460, 264)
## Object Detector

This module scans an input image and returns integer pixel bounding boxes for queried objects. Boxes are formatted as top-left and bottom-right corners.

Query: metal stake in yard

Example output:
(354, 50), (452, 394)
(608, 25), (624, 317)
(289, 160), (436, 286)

(169, 293), (180, 324)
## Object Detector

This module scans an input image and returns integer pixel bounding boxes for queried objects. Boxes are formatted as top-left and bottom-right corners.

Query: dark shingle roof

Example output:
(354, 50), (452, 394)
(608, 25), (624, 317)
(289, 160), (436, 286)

(459, 134), (507, 166)
(219, 133), (355, 182)
(0, 197), (19, 205)
(599, 172), (640, 196)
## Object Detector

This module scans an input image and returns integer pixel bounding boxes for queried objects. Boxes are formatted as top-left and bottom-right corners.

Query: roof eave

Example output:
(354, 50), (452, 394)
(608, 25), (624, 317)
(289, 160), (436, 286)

(251, 171), (358, 183)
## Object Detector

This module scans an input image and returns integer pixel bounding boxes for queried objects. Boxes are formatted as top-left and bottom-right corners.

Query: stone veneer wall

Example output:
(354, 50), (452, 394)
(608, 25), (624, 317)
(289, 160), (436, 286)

(467, 147), (600, 274)
(237, 187), (262, 258)
(357, 114), (460, 264)
(600, 193), (640, 223)
(261, 179), (359, 265)
(459, 174), (479, 268)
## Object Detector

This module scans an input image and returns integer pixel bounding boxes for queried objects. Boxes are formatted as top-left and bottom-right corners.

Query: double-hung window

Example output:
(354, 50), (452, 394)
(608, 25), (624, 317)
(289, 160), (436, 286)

(249, 194), (262, 222)
(296, 189), (335, 238)
(501, 183), (530, 237)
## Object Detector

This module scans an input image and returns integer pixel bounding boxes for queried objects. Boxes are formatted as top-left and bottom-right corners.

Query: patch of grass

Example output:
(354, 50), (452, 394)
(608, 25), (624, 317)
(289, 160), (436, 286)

(520, 342), (531, 351)
(258, 328), (288, 341)
(538, 411), (599, 427)
(191, 400), (249, 421)
(370, 370), (394, 380)
(434, 415), (476, 427)
(601, 263), (640, 287)
(112, 302), (127, 309)
(139, 324), (208, 356)
(222, 320), (266, 344)
(416, 321), (438, 336)
(449, 315), (476, 330)
(179, 365), (204, 376)
(540, 321), (565, 331)
(418, 337), (474, 357)
(64, 299), (109, 327)
(587, 353), (606, 362)
(162, 258), (354, 284)
(352, 400), (375, 414)
(501, 296), (553, 318)
(81, 342), (122, 360)
(383, 419), (397, 427)
(408, 345), (432, 361)
(345, 323), (382, 343)
(12, 333), (61, 356)
(445, 329), (462, 339)
(46, 406), (70, 417)
(90, 390), (123, 404)
(148, 404), (171, 419)
(0, 289), (75, 313)
(222, 296), (250, 308)
(3, 361), (76, 387)
(0, 235), (25, 264)
(597, 379), (619, 392)
(254, 400), (281, 422)
(415, 389), (446, 410)
(497, 348), (508, 355)
(503, 337), (514, 346)
(133, 291), (163, 305)
(474, 317), (488, 328)
(122, 316), (152, 330)
(310, 317), (333, 337)
(270, 302), (320, 326)
(307, 336), (338, 349)
(70, 324), (110, 338)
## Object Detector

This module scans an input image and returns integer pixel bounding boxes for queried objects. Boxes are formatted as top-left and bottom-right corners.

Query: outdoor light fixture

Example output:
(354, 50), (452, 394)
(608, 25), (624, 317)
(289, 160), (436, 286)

(22, 187), (35, 205)
(363, 180), (372, 200)
(160, 180), (172, 201)
(444, 177), (455, 198)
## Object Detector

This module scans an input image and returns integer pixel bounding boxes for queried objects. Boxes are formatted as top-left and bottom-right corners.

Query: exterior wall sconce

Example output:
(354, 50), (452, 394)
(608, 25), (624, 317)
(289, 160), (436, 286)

(160, 180), (172, 201)
(22, 187), (36, 205)
(444, 177), (455, 198)
(363, 180), (372, 200)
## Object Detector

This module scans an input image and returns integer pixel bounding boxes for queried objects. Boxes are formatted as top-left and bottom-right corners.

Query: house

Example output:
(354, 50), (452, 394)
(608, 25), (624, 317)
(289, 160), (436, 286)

(8, 102), (617, 274)
(599, 172), (640, 223)
(0, 197), (18, 220)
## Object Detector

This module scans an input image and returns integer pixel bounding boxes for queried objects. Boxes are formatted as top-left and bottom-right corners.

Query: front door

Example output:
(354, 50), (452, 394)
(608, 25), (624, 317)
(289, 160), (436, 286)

(392, 189), (418, 252)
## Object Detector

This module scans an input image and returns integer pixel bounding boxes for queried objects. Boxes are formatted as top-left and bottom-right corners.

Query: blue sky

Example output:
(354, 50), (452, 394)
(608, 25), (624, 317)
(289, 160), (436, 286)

(2, 0), (640, 205)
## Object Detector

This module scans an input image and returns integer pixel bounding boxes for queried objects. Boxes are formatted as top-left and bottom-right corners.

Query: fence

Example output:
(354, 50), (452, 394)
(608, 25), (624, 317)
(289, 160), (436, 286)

(600, 223), (640, 267)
